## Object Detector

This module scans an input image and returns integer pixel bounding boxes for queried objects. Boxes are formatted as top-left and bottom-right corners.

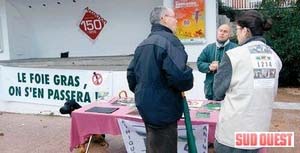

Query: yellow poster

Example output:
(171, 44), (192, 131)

(174, 0), (205, 43)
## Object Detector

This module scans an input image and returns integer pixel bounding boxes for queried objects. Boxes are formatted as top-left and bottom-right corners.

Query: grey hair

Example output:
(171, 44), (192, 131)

(150, 6), (168, 25)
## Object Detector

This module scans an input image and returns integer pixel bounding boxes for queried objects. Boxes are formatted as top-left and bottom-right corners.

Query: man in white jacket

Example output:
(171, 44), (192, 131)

(213, 10), (282, 153)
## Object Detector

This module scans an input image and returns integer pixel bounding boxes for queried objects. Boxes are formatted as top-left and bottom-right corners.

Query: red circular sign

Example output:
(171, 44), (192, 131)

(92, 72), (103, 86)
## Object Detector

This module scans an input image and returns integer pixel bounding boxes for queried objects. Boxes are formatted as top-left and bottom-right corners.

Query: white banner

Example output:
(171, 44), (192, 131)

(118, 119), (209, 153)
(0, 66), (113, 106)
(0, 65), (205, 114)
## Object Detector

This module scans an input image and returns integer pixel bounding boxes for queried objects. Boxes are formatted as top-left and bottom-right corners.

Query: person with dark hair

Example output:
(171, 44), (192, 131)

(213, 10), (282, 152)
(127, 6), (193, 153)
(59, 99), (81, 116)
(197, 24), (237, 100)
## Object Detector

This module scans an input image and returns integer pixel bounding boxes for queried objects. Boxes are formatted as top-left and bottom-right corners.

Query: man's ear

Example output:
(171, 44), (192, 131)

(160, 17), (165, 24)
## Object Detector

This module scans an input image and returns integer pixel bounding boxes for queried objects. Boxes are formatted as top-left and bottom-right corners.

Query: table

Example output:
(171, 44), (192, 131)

(70, 99), (218, 151)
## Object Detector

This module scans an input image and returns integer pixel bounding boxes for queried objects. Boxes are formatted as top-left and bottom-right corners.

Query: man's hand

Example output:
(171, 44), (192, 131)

(209, 61), (219, 72)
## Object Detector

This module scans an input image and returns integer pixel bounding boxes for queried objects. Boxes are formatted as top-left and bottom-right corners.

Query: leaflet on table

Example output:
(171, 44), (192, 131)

(187, 99), (204, 109)
(126, 108), (141, 118)
(110, 97), (135, 107)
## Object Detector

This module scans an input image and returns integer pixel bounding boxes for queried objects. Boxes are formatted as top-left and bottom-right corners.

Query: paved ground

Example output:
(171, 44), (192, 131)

(0, 57), (299, 153)
(0, 105), (299, 153)
(0, 112), (127, 153)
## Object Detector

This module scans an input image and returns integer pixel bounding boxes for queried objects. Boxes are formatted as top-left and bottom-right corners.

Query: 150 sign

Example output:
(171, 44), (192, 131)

(79, 7), (107, 40)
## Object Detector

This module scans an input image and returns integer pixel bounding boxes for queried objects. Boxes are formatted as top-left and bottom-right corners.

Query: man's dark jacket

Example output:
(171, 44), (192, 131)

(127, 24), (194, 127)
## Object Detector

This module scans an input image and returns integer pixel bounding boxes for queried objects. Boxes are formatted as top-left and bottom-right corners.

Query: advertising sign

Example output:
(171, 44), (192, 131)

(79, 7), (107, 40)
(174, 0), (206, 44)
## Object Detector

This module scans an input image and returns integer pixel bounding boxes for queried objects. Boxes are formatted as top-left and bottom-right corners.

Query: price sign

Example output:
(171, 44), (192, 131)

(79, 7), (107, 40)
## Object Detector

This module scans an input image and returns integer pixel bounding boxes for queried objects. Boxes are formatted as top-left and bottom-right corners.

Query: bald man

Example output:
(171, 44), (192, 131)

(197, 24), (237, 100)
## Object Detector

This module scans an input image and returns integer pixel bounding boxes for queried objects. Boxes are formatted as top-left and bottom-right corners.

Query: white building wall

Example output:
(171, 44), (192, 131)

(6, 0), (162, 59)
(0, 0), (11, 60)
(1, 0), (216, 61)
(6, 1), (35, 59)
(0, 13), (2, 53)
(0, 0), (218, 114)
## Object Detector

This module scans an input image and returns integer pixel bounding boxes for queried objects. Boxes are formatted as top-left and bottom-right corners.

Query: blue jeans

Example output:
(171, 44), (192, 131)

(214, 140), (260, 153)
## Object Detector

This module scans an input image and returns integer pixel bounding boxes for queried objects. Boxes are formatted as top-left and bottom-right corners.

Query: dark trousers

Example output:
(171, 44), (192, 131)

(145, 122), (178, 153)
(214, 140), (260, 153)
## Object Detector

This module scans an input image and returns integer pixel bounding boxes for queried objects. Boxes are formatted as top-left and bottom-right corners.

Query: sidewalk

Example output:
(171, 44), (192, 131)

(0, 103), (299, 153)
(0, 112), (126, 153)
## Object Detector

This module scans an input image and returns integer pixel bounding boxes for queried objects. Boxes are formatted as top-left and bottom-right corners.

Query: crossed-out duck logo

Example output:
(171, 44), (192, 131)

(235, 132), (294, 148)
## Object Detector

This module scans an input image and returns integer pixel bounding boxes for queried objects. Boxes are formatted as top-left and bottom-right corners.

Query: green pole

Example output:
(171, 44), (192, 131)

(182, 92), (197, 153)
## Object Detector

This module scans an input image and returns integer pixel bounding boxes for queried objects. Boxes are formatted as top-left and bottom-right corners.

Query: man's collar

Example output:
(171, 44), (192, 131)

(216, 39), (230, 48)
(151, 24), (173, 33)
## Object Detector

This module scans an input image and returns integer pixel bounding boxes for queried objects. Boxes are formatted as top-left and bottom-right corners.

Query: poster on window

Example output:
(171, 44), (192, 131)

(174, 0), (205, 44)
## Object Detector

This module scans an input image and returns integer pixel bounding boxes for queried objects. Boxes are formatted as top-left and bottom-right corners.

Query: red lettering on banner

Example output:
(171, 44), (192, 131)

(79, 7), (107, 40)
(260, 133), (266, 145)
(286, 133), (293, 146)
(235, 133), (243, 146)
(235, 132), (294, 147)
(267, 133), (273, 145)
(274, 133), (282, 146)
(235, 133), (257, 146)
(250, 133), (257, 145)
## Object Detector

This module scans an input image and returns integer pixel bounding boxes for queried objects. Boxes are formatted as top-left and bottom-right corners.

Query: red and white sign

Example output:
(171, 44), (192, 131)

(235, 132), (294, 148)
(79, 7), (107, 40)
(92, 72), (103, 86)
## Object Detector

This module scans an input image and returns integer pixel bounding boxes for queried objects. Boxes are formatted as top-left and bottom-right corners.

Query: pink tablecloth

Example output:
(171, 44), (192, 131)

(70, 101), (218, 151)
